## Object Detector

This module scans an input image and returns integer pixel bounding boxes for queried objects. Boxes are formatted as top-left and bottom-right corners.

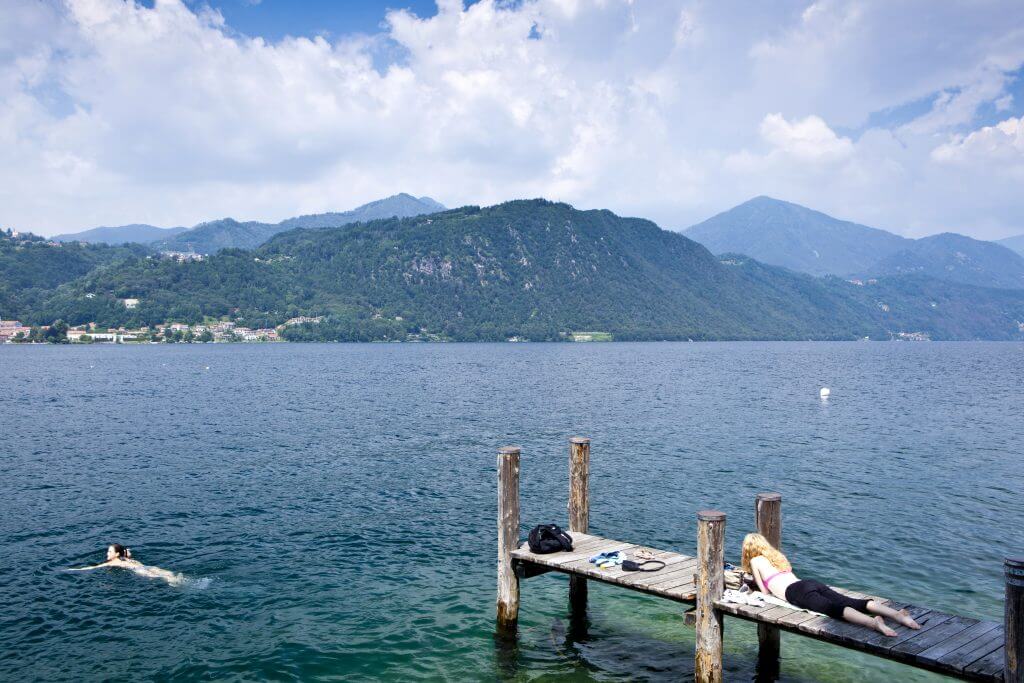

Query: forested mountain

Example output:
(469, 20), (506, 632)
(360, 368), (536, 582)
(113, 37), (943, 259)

(52, 224), (188, 245)
(867, 233), (1024, 290)
(47, 193), (445, 253)
(0, 230), (145, 318)
(154, 218), (277, 254)
(685, 196), (910, 276)
(276, 194), (445, 230)
(153, 193), (445, 253)
(999, 234), (1024, 258)
(19, 201), (1024, 341)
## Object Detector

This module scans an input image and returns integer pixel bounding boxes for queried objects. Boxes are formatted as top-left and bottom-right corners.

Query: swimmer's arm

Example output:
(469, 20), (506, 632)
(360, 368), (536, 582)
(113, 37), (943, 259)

(67, 561), (113, 571)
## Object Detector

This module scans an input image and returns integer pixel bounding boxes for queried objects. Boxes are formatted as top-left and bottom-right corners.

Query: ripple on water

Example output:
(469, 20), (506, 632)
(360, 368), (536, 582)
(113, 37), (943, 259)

(1, 342), (1021, 681)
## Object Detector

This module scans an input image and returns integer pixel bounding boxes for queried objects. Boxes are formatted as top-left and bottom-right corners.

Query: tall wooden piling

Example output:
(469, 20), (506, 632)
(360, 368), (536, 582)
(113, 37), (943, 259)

(755, 493), (782, 676)
(696, 509), (726, 683)
(568, 437), (591, 613)
(1007, 557), (1024, 683)
(496, 446), (521, 632)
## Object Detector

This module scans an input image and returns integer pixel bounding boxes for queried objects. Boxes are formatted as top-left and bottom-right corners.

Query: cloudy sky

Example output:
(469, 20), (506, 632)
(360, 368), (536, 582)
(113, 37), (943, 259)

(3, 0), (1024, 238)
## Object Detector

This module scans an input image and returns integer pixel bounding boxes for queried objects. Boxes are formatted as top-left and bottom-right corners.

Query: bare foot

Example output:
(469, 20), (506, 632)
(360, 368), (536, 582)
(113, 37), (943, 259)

(896, 609), (921, 629)
(875, 616), (898, 637)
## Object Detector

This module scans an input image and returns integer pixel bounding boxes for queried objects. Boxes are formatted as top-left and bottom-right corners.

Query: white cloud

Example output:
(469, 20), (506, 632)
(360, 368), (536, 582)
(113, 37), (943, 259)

(759, 113), (853, 162)
(932, 117), (1024, 163)
(0, 0), (1023, 238)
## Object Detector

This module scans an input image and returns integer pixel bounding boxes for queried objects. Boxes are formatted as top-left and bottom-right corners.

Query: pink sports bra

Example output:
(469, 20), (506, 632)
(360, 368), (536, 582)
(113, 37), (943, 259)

(761, 569), (791, 590)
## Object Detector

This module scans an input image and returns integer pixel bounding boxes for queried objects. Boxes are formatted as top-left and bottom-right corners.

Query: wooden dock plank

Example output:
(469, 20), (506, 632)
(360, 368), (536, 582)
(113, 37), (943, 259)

(857, 604), (931, 649)
(915, 621), (1001, 667)
(511, 534), (1003, 680)
(964, 646), (1006, 680)
(939, 627), (1004, 671)
(891, 614), (980, 656)
(511, 535), (700, 604)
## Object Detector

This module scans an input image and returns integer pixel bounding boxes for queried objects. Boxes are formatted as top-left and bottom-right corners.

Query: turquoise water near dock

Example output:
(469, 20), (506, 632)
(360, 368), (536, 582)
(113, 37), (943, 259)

(1, 342), (1021, 681)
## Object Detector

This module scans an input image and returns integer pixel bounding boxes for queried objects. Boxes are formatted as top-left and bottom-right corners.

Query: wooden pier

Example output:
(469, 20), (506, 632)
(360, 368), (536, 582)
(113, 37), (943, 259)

(496, 440), (1022, 682)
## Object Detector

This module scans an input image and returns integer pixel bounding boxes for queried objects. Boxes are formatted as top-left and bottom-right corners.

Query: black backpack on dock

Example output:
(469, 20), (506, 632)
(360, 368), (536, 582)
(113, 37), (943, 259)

(527, 524), (574, 554)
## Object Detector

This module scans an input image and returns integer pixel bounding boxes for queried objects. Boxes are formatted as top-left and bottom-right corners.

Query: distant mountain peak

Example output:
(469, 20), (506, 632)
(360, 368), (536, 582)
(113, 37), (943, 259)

(686, 197), (1024, 290)
(685, 197), (908, 277)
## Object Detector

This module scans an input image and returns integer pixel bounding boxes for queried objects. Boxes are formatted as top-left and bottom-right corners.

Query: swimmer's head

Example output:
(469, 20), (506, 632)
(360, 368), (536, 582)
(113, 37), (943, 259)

(107, 544), (131, 561)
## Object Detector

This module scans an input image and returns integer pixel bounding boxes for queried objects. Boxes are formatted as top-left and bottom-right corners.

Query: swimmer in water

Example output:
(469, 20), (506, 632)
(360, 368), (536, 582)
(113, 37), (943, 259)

(68, 544), (184, 586)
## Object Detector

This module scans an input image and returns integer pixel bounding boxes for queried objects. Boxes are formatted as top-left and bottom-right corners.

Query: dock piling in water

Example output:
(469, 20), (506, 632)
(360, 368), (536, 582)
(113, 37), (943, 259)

(696, 509), (726, 683)
(502, 436), (1010, 680)
(496, 446), (521, 633)
(1007, 557), (1024, 682)
(568, 437), (591, 614)
(755, 492), (782, 677)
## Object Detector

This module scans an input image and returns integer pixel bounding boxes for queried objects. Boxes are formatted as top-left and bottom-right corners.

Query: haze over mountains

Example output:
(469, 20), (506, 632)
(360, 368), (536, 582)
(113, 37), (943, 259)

(6, 200), (1024, 342)
(685, 196), (1024, 290)
(52, 193), (445, 253)
(998, 234), (1024, 258)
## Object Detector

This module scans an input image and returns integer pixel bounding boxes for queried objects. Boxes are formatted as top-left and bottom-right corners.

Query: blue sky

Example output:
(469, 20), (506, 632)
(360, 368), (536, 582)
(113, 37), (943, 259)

(177, 0), (454, 40)
(2, 0), (1024, 239)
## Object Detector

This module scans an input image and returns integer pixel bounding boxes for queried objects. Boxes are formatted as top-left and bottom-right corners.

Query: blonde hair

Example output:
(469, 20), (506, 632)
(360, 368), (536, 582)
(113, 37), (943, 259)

(741, 533), (790, 573)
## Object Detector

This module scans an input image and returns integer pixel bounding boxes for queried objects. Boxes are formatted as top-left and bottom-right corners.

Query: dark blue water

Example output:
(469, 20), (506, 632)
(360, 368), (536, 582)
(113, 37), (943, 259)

(1, 342), (1021, 682)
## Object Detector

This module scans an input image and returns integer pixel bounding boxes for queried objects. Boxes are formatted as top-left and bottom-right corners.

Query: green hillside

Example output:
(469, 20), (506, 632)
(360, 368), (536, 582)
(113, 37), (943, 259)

(20, 201), (1024, 341)
(0, 230), (145, 320)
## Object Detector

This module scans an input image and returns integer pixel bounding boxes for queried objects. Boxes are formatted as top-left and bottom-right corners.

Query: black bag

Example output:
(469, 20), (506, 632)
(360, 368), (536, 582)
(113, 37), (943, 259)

(527, 524), (573, 554)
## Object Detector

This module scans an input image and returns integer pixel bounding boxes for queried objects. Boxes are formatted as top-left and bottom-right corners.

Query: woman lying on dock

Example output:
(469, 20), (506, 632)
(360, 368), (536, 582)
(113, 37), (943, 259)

(741, 533), (920, 636)
(68, 544), (184, 586)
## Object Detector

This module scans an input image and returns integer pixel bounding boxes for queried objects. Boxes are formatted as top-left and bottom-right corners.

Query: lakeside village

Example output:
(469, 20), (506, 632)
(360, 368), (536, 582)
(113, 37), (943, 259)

(0, 316), (323, 345)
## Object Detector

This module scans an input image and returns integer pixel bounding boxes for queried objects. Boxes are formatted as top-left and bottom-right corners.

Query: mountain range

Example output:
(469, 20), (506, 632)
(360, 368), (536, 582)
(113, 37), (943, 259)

(685, 196), (1024, 290)
(9, 200), (1024, 342)
(53, 223), (188, 245)
(52, 193), (445, 254)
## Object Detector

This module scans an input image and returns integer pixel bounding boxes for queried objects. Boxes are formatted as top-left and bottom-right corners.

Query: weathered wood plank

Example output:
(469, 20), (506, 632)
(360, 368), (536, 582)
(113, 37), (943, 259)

(892, 615), (981, 657)
(647, 565), (699, 590)
(756, 605), (802, 624)
(859, 605), (940, 650)
(513, 538), (631, 567)
(964, 645), (1006, 679)
(916, 621), (1001, 668)
(715, 599), (782, 621)
(933, 625), (1004, 671)
(630, 557), (698, 587)
(776, 608), (822, 628)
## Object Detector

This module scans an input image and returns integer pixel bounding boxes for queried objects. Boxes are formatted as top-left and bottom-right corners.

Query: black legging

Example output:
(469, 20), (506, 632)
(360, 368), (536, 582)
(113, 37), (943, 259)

(784, 579), (870, 619)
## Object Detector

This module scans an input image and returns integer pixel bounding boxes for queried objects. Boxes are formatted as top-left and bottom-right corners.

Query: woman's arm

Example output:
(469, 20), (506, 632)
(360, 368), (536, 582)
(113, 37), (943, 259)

(67, 561), (112, 571)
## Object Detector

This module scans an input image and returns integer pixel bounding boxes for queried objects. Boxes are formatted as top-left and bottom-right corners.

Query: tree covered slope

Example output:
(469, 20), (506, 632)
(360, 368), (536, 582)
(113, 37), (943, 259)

(24, 201), (1024, 341)
(153, 193), (445, 254)
(868, 232), (1024, 290)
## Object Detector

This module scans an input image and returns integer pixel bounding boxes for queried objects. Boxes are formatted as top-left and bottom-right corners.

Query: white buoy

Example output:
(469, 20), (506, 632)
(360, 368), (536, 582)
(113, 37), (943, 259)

(820, 387), (831, 399)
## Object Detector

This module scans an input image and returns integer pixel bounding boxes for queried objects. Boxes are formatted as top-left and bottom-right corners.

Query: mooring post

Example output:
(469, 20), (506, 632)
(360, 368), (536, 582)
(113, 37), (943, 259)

(696, 509), (726, 683)
(1007, 557), (1024, 682)
(568, 437), (591, 613)
(496, 446), (521, 633)
(755, 493), (782, 677)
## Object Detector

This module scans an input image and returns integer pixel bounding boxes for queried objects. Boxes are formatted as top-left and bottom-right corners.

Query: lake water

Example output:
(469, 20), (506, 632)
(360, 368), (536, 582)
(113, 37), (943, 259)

(1, 342), (1022, 682)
